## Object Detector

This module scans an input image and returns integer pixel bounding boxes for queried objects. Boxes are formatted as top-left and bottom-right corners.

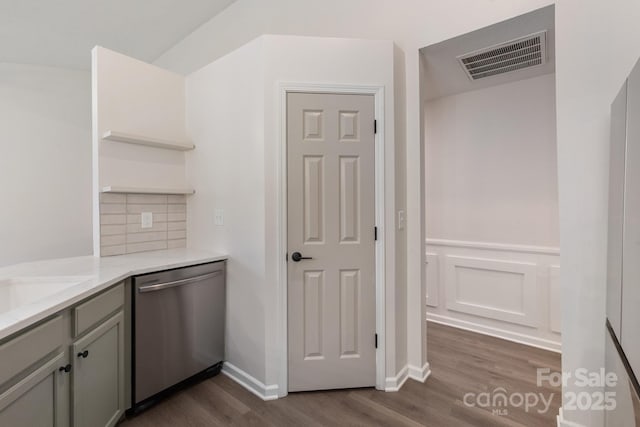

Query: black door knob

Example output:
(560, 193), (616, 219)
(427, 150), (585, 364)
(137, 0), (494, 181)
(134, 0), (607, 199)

(59, 364), (72, 373)
(77, 350), (89, 358)
(291, 252), (313, 262)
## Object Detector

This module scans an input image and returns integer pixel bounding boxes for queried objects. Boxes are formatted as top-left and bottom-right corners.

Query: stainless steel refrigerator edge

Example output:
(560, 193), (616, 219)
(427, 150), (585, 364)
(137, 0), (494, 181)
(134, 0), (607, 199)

(132, 262), (225, 407)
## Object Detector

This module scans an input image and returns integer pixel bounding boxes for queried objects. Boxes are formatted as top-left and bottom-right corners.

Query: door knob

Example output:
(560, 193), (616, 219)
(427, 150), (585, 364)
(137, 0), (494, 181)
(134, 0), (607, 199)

(59, 364), (72, 373)
(77, 350), (89, 359)
(291, 252), (313, 262)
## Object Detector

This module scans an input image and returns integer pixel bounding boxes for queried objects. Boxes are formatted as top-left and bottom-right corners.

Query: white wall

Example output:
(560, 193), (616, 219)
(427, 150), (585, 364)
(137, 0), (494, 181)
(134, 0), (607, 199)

(0, 63), (92, 266)
(91, 47), (190, 256)
(186, 35), (397, 395)
(186, 37), (267, 386)
(556, 1), (640, 426)
(426, 74), (559, 247)
(424, 74), (560, 351)
(156, 0), (553, 391)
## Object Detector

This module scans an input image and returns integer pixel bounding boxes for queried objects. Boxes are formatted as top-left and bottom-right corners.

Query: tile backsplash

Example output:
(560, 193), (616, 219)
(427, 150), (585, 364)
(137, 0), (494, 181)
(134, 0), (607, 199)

(99, 193), (187, 256)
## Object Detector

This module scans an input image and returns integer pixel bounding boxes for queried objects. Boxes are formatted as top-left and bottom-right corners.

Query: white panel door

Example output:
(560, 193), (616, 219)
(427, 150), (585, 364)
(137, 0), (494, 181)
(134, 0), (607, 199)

(287, 92), (376, 392)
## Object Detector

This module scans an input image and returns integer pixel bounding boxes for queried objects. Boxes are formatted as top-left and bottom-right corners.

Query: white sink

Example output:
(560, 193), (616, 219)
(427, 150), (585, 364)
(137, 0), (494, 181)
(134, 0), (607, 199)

(0, 276), (92, 315)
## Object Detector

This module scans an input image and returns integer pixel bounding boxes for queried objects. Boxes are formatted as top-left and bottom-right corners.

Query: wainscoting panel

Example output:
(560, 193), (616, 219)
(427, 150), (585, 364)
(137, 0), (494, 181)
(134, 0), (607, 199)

(425, 253), (439, 307)
(549, 265), (561, 334)
(444, 255), (537, 327)
(425, 239), (561, 352)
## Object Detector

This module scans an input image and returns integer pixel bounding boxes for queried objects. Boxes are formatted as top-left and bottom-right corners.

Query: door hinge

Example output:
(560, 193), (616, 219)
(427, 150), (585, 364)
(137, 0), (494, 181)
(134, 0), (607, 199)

(375, 333), (378, 349)
(374, 226), (378, 241)
(374, 120), (377, 134)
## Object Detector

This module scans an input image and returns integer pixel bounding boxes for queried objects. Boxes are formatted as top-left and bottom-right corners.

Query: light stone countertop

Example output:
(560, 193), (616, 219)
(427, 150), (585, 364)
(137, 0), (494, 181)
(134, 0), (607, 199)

(0, 248), (228, 341)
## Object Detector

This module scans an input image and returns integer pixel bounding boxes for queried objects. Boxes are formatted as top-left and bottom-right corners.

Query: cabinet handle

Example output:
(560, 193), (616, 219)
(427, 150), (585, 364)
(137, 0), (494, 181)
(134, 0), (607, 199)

(59, 364), (72, 373)
(77, 350), (89, 359)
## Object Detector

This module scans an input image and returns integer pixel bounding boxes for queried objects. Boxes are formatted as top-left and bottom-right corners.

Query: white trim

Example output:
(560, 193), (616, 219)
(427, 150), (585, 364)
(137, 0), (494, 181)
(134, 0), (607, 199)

(556, 408), (586, 427)
(426, 238), (560, 255)
(427, 313), (561, 353)
(277, 82), (387, 396)
(101, 186), (194, 195)
(443, 255), (538, 327)
(384, 365), (409, 392)
(222, 362), (279, 401)
(407, 362), (431, 382)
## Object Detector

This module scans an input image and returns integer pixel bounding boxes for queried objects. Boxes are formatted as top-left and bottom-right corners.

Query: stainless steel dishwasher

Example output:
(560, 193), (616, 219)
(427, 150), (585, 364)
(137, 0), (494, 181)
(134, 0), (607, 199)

(131, 261), (225, 413)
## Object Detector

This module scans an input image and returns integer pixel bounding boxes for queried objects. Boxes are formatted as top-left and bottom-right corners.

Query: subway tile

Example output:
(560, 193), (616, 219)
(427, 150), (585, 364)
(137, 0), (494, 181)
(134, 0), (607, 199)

(167, 213), (186, 222)
(100, 193), (126, 204)
(100, 192), (189, 257)
(127, 213), (168, 224)
(167, 204), (186, 213)
(127, 204), (168, 214)
(126, 194), (168, 205)
(167, 239), (187, 249)
(101, 204), (126, 214)
(126, 231), (167, 244)
(168, 230), (186, 240)
(126, 222), (168, 234)
(126, 241), (167, 254)
(167, 221), (186, 231)
(168, 195), (186, 204)
(100, 214), (126, 225)
(100, 245), (126, 257)
(100, 235), (126, 246)
(101, 225), (126, 236)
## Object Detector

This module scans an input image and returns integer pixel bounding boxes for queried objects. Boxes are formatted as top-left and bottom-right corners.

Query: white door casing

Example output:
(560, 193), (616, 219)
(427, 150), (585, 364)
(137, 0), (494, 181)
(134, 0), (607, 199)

(287, 92), (376, 391)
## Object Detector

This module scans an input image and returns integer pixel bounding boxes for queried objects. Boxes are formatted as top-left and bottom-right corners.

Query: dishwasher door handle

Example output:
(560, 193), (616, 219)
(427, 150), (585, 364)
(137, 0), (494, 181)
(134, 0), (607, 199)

(138, 270), (223, 293)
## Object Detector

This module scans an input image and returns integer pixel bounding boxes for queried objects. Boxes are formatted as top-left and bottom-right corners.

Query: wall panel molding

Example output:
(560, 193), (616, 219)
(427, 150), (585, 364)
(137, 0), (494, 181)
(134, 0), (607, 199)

(425, 239), (561, 350)
(444, 255), (538, 327)
(425, 252), (439, 307)
(426, 238), (560, 255)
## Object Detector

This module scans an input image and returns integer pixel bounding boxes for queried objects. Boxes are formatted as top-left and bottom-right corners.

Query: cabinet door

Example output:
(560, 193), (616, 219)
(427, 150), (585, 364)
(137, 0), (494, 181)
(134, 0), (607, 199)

(72, 311), (124, 427)
(0, 351), (69, 427)
(623, 59), (640, 376)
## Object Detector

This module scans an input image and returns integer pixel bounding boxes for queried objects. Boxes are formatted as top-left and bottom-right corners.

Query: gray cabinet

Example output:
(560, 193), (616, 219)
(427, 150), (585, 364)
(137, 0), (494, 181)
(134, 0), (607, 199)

(0, 351), (70, 427)
(72, 311), (124, 427)
(0, 282), (125, 427)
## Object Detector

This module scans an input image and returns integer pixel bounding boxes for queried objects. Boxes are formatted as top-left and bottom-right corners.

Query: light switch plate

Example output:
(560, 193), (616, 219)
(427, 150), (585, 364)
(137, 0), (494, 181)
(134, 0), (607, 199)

(398, 210), (405, 230)
(141, 212), (153, 229)
(214, 209), (224, 226)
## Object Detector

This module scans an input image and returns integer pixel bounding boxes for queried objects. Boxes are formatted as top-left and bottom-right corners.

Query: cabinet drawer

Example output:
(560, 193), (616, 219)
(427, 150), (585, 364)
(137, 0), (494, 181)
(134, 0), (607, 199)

(74, 283), (124, 337)
(0, 315), (66, 385)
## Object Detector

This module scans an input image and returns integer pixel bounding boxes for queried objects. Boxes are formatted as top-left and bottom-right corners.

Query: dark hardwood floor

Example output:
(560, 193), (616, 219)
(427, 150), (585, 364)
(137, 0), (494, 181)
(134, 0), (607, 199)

(120, 322), (561, 426)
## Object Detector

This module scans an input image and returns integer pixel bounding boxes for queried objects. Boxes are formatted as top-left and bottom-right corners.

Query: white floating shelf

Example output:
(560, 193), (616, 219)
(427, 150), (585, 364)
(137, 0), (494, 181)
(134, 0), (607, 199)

(102, 130), (194, 151)
(101, 186), (195, 195)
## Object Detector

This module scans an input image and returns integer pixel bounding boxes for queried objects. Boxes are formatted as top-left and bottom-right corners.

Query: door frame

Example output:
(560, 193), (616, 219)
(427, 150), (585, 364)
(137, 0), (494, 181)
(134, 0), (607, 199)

(277, 82), (386, 396)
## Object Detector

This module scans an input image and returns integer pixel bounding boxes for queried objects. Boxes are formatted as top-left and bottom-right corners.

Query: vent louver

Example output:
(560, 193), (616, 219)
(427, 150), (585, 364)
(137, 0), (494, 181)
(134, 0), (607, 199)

(457, 31), (547, 80)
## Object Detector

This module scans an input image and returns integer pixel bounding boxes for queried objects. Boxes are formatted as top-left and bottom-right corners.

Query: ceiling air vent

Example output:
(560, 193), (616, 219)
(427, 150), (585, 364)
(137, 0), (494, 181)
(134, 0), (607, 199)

(457, 31), (547, 81)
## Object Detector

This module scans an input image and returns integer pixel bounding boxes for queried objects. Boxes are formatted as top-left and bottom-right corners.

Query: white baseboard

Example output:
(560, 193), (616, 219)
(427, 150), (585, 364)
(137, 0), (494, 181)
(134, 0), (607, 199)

(221, 362), (279, 401)
(408, 362), (431, 382)
(427, 313), (561, 353)
(385, 362), (431, 391)
(384, 365), (409, 392)
(556, 408), (586, 427)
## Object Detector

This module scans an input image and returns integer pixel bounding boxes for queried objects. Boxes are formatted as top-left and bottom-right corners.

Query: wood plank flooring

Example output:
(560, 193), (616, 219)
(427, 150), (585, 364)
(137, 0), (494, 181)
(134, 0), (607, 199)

(120, 322), (561, 426)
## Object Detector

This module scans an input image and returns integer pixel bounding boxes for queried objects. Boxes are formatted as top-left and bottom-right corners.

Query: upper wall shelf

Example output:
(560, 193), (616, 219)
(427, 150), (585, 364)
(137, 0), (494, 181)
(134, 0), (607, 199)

(102, 130), (195, 151)
(101, 186), (195, 195)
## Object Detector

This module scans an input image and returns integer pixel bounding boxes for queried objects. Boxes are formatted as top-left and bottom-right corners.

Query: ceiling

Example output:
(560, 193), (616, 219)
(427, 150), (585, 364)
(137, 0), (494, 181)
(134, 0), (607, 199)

(421, 5), (555, 101)
(0, 0), (235, 70)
